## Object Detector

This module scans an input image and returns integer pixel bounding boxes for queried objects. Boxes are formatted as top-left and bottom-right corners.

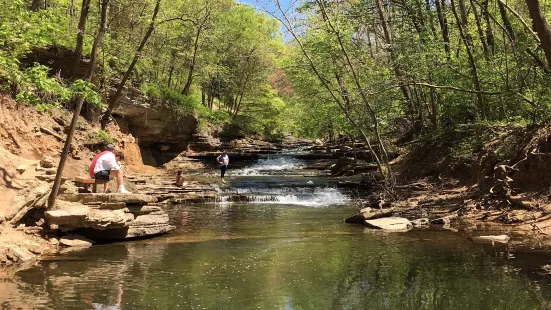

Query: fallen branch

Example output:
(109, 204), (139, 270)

(40, 127), (64, 142)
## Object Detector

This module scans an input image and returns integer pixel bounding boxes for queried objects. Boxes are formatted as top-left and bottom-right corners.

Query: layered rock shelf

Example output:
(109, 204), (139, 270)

(46, 193), (174, 241)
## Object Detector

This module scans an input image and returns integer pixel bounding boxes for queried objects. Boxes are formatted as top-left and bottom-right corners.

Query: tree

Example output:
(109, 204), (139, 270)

(48, 0), (110, 209)
(100, 0), (162, 129)
(526, 0), (551, 69)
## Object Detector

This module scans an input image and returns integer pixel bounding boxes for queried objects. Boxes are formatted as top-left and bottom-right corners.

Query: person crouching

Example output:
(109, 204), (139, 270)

(89, 144), (130, 193)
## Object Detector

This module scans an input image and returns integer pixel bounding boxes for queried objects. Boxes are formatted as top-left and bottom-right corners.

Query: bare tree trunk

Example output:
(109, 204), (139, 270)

(435, 0), (451, 58)
(526, 0), (551, 68)
(182, 27), (201, 95)
(167, 53), (175, 88)
(375, 0), (414, 122)
(470, 0), (490, 60)
(48, 0), (110, 209)
(498, 0), (516, 46)
(71, 0), (91, 80)
(482, 0), (495, 54)
(31, 0), (42, 11)
(100, 0), (162, 129)
(451, 0), (486, 120)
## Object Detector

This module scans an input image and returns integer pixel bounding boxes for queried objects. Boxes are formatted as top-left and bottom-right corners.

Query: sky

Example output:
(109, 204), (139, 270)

(236, 0), (298, 39)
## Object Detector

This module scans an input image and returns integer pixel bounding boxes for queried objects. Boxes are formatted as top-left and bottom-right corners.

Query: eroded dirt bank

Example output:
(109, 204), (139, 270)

(338, 124), (551, 239)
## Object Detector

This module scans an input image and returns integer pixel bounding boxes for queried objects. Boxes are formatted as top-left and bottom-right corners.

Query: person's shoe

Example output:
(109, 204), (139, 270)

(221, 179), (226, 183)
(117, 187), (130, 194)
(104, 189), (112, 194)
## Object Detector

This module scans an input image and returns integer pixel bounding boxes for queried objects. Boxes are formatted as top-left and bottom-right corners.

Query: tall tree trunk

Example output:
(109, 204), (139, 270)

(498, 0), (516, 46)
(100, 0), (162, 129)
(424, 0), (437, 38)
(31, 0), (41, 11)
(376, 0), (415, 128)
(48, 0), (110, 209)
(182, 27), (201, 95)
(71, 0), (91, 80)
(470, 0), (490, 60)
(526, 0), (551, 68)
(435, 0), (451, 57)
(451, 0), (486, 120)
(482, 0), (495, 54)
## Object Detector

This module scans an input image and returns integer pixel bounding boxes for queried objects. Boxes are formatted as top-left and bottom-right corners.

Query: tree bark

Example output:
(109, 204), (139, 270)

(498, 0), (516, 46)
(71, 0), (91, 80)
(451, 0), (486, 120)
(31, 0), (42, 11)
(482, 0), (495, 54)
(182, 27), (202, 95)
(470, 0), (490, 60)
(48, 0), (110, 209)
(435, 0), (451, 57)
(526, 0), (551, 69)
(375, 0), (414, 124)
(100, 0), (162, 129)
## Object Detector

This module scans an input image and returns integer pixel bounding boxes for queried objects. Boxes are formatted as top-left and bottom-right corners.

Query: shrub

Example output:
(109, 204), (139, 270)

(96, 130), (115, 144)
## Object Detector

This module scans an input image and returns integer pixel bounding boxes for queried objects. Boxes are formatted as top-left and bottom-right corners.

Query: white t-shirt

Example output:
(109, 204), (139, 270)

(217, 154), (229, 166)
(94, 152), (121, 173)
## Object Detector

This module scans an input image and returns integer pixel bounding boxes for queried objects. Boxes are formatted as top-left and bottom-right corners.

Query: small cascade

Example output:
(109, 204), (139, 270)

(218, 187), (349, 207)
(231, 155), (304, 176)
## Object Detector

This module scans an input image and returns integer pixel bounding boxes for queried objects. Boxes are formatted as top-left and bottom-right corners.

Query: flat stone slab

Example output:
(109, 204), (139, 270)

(58, 193), (157, 205)
(59, 234), (95, 247)
(473, 235), (510, 244)
(365, 217), (412, 231)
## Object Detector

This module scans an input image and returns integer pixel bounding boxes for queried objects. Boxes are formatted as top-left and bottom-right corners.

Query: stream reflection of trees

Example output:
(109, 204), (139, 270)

(6, 205), (551, 309)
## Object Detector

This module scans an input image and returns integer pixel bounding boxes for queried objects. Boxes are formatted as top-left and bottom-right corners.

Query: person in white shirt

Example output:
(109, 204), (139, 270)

(90, 144), (130, 193)
(216, 150), (229, 183)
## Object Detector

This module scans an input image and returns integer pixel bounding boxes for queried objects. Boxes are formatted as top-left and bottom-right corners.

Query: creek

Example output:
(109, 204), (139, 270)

(3, 155), (551, 309)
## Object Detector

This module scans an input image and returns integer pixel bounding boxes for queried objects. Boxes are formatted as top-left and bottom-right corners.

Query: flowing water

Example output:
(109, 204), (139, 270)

(3, 155), (551, 309)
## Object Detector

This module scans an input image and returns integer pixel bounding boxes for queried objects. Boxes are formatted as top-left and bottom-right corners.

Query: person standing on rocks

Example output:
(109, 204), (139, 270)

(89, 144), (130, 193)
(216, 150), (229, 183)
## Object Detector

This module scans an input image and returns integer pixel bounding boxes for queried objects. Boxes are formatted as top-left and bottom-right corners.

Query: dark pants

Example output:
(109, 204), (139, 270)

(220, 165), (227, 178)
(94, 170), (111, 180)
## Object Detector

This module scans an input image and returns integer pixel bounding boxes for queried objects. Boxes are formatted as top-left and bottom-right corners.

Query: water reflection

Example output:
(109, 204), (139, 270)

(3, 204), (551, 309)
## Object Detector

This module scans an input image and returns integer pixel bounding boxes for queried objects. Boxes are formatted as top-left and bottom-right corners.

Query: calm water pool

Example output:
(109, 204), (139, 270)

(2, 202), (551, 309)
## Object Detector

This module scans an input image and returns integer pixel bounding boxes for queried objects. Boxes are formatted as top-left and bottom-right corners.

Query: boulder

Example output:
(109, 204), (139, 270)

(344, 207), (395, 224)
(40, 156), (55, 168)
(4, 181), (50, 224)
(331, 157), (355, 175)
(59, 234), (94, 247)
(411, 218), (430, 227)
(6, 246), (35, 262)
(365, 217), (412, 231)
